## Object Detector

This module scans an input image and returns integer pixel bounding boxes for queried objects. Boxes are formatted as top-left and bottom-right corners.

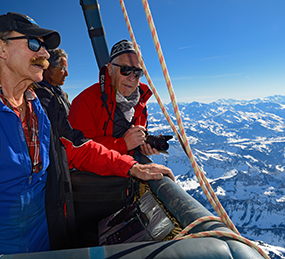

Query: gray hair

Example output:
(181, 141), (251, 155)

(0, 31), (12, 42)
(110, 55), (121, 73)
(48, 48), (68, 67)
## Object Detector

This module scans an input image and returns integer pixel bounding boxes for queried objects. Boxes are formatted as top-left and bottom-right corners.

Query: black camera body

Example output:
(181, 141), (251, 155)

(145, 132), (173, 152)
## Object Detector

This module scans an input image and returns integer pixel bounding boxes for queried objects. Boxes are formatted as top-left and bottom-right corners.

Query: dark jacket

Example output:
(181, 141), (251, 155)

(36, 80), (79, 250)
(35, 80), (136, 250)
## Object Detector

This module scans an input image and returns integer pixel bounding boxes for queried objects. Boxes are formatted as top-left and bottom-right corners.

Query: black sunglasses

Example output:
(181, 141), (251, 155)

(112, 63), (144, 78)
(6, 36), (48, 52)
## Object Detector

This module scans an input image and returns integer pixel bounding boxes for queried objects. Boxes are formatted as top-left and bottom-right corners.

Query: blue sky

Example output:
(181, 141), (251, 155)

(2, 0), (285, 104)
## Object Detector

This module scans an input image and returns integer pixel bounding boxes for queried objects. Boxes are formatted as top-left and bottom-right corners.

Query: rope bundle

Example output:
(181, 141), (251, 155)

(119, 0), (238, 235)
(173, 216), (270, 259)
(118, 0), (269, 258)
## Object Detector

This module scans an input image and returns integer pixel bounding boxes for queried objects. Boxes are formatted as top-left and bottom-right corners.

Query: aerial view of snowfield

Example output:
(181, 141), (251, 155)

(149, 95), (285, 259)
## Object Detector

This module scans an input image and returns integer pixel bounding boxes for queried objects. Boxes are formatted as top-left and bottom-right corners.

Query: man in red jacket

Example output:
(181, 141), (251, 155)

(69, 40), (160, 160)
(37, 47), (174, 182)
(36, 46), (174, 249)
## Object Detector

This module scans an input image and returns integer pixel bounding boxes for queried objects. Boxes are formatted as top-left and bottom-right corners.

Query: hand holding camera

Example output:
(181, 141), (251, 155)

(144, 131), (173, 154)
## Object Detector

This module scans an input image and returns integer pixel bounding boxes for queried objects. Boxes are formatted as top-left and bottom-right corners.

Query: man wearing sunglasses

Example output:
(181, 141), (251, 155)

(0, 12), (60, 254)
(0, 12), (174, 255)
(69, 40), (160, 165)
(34, 44), (174, 247)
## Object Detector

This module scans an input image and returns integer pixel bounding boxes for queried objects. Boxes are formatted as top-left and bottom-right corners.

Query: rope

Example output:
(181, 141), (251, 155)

(118, 0), (269, 258)
(119, 0), (238, 235)
(173, 216), (223, 239)
(118, 1), (212, 220)
(173, 216), (270, 259)
(118, 0), (185, 151)
(141, 0), (242, 236)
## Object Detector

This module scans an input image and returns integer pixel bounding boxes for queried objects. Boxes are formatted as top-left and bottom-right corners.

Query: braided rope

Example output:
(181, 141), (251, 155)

(118, 1), (269, 258)
(140, 0), (239, 235)
(174, 216), (223, 239)
(119, 0), (237, 234)
(175, 231), (269, 259)
(173, 216), (270, 259)
(118, 1), (223, 226)
(119, 0), (182, 146)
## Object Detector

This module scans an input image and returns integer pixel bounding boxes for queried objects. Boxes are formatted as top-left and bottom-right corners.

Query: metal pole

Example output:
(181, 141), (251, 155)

(80, 0), (109, 69)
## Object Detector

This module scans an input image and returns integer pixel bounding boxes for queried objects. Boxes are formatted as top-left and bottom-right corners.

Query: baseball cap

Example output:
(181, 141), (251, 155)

(0, 12), (60, 49)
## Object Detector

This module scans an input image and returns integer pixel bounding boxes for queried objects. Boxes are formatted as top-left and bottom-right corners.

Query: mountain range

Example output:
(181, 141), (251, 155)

(147, 95), (285, 259)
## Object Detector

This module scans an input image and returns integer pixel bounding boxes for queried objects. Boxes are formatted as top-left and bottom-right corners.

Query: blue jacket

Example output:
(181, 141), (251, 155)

(0, 97), (50, 254)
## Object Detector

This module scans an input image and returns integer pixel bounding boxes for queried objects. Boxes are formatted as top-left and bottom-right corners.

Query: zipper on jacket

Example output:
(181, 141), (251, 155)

(29, 174), (33, 185)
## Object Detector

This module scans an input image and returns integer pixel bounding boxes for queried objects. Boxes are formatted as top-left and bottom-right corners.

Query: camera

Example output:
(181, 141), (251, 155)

(145, 132), (173, 152)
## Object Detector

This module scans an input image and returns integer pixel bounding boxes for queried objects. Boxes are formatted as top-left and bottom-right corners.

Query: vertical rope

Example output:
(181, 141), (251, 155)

(119, 0), (183, 147)
(118, 2), (270, 257)
(119, 0), (239, 235)
(141, 0), (240, 235)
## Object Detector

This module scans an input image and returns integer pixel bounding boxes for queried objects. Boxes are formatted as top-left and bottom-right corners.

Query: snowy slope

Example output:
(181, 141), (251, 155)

(147, 95), (285, 259)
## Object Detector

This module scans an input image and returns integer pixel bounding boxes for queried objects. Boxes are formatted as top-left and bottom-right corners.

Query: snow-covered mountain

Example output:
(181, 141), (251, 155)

(147, 95), (285, 259)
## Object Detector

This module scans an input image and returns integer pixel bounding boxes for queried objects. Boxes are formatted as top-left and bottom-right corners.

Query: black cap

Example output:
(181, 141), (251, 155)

(109, 39), (140, 62)
(0, 12), (60, 49)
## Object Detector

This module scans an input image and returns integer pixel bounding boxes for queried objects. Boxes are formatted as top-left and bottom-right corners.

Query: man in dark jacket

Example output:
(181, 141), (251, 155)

(36, 48), (175, 249)
(40, 48), (70, 114)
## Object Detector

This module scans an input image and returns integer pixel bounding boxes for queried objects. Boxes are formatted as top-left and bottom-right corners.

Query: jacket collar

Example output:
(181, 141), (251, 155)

(40, 79), (65, 97)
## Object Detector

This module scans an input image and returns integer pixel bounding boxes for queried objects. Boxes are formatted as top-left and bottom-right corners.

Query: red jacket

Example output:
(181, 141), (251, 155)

(36, 81), (137, 180)
(69, 66), (152, 155)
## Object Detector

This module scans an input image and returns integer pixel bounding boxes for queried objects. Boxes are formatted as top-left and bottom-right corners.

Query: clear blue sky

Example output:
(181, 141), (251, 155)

(2, 0), (285, 103)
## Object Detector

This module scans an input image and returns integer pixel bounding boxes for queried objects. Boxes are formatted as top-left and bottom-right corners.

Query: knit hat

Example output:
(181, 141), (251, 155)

(0, 12), (60, 49)
(109, 39), (140, 62)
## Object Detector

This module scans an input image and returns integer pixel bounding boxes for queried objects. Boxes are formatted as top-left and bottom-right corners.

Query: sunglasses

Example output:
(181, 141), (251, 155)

(112, 63), (144, 78)
(55, 65), (68, 72)
(6, 36), (48, 52)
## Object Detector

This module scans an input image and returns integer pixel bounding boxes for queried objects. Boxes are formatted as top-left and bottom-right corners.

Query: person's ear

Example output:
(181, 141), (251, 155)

(0, 40), (8, 59)
(45, 66), (53, 75)
(107, 62), (112, 76)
